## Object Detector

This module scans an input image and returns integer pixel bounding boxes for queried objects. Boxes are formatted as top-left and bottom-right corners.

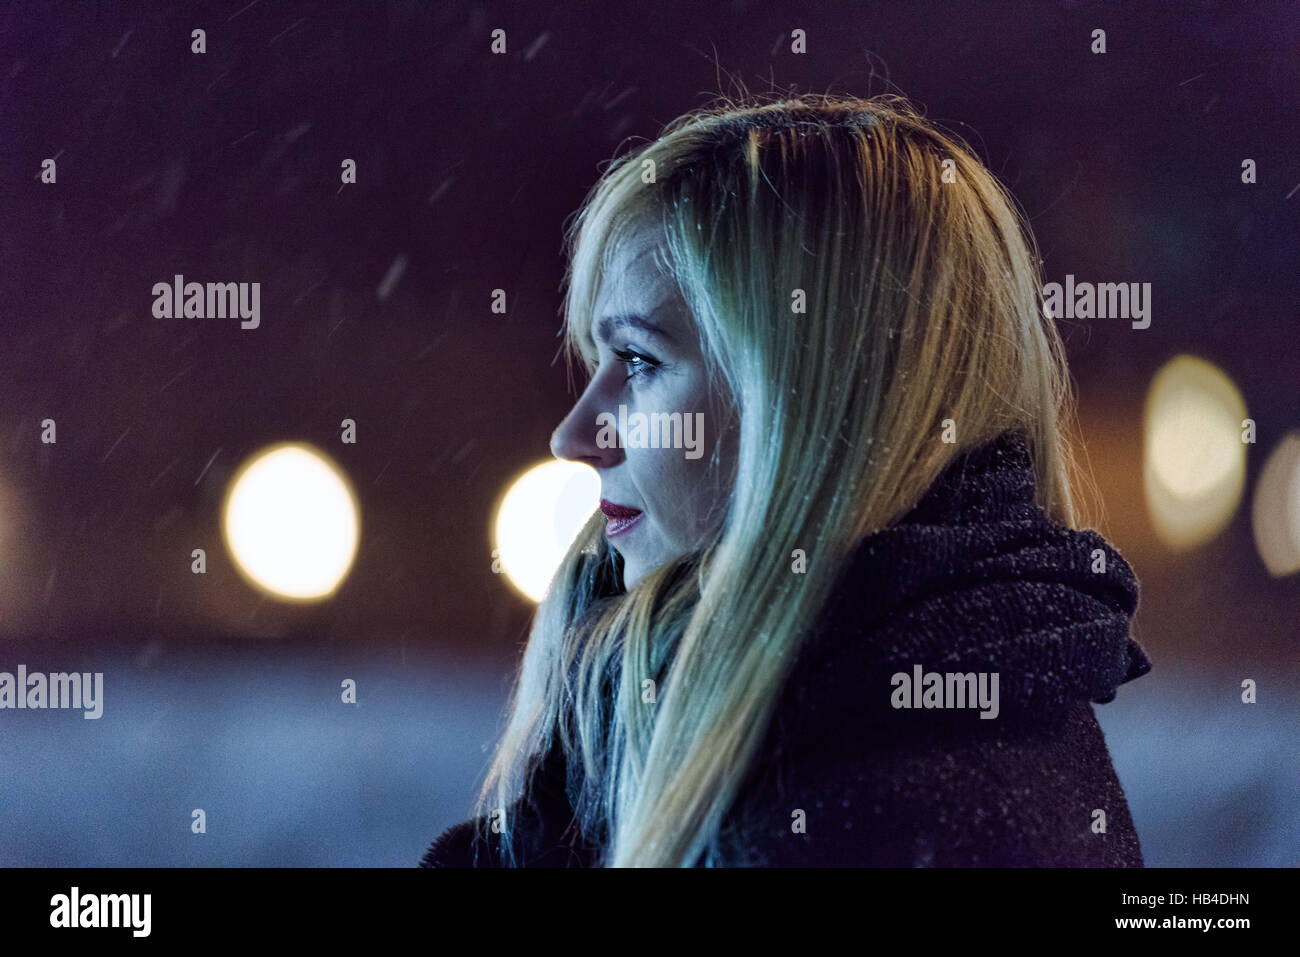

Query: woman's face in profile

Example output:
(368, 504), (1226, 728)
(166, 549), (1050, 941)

(551, 227), (734, 589)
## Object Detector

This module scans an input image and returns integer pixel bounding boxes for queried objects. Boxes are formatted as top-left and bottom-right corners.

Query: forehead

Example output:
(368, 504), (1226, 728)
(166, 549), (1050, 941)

(592, 229), (679, 319)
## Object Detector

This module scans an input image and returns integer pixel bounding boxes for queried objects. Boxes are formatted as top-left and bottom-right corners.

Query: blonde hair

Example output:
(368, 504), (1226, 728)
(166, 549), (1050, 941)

(473, 91), (1089, 866)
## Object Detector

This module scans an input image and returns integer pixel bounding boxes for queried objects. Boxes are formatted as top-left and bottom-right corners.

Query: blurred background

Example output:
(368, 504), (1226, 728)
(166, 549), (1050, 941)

(0, 0), (1296, 866)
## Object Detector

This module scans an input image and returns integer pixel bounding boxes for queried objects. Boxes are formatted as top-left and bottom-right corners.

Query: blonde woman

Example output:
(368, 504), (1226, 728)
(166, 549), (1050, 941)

(421, 92), (1152, 868)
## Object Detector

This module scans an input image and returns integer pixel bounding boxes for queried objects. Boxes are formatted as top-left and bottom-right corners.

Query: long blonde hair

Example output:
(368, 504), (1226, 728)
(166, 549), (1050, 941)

(474, 91), (1088, 866)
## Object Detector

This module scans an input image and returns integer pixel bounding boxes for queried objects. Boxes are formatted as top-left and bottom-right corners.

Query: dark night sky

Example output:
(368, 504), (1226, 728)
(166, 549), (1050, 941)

(1, 0), (1296, 668)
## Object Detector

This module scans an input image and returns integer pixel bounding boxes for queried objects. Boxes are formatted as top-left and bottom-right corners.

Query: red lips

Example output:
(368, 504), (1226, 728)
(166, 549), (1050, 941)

(599, 499), (642, 519)
(600, 499), (644, 538)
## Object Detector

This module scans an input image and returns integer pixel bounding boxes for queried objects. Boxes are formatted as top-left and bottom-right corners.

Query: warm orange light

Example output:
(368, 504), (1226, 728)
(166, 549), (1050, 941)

(1143, 355), (1248, 550)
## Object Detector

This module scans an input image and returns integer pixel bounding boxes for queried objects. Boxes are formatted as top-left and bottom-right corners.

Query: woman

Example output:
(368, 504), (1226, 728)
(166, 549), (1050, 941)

(421, 92), (1152, 867)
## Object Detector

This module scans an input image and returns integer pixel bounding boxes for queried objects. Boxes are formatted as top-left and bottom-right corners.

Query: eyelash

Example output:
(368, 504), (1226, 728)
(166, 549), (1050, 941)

(611, 347), (661, 382)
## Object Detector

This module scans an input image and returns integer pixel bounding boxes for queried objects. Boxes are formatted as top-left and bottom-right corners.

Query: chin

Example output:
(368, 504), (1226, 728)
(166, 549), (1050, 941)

(617, 549), (679, 591)
(617, 547), (664, 590)
(620, 561), (645, 590)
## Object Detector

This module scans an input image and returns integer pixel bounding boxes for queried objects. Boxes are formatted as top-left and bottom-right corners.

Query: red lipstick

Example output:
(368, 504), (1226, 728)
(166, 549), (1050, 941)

(600, 499), (644, 538)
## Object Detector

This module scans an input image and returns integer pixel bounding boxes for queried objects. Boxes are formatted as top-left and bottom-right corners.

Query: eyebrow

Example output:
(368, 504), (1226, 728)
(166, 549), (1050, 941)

(594, 313), (674, 345)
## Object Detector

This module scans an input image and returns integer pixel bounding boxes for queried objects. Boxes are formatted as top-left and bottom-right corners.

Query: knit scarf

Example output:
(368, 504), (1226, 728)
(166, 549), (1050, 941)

(769, 428), (1152, 735)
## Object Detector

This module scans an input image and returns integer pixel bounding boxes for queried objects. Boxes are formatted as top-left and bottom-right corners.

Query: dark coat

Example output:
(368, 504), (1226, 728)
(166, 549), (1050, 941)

(420, 430), (1152, 867)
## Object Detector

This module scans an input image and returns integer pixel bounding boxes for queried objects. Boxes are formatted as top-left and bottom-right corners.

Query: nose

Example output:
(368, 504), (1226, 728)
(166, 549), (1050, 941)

(550, 383), (623, 468)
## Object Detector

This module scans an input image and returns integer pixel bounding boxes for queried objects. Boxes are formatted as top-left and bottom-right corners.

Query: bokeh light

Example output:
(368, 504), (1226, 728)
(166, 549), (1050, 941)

(222, 443), (360, 600)
(493, 460), (600, 602)
(1251, 432), (1300, 577)
(1143, 354), (1248, 550)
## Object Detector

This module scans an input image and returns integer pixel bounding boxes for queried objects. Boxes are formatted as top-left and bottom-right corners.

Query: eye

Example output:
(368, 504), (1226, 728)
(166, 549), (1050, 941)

(612, 347), (661, 382)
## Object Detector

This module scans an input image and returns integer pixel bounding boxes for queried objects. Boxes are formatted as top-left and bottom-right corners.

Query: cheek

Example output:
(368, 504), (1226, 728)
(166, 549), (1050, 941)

(628, 371), (732, 546)
(635, 444), (727, 545)
(677, 388), (733, 530)
(633, 448), (692, 508)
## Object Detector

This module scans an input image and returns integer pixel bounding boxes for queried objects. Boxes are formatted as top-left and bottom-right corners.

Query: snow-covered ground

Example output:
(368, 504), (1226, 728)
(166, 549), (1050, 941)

(0, 645), (1294, 866)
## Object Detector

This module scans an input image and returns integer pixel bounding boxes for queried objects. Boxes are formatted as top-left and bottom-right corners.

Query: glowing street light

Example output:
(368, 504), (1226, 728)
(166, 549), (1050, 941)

(222, 443), (360, 601)
(1143, 355), (1247, 550)
(493, 460), (600, 602)
(1251, 433), (1300, 577)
